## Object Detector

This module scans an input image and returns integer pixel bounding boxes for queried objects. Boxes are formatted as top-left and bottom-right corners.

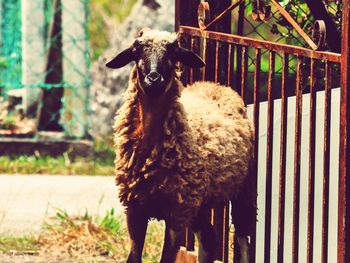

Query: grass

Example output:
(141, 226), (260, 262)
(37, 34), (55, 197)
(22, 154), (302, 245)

(0, 236), (39, 254)
(0, 208), (164, 262)
(0, 154), (114, 176)
(0, 140), (115, 175)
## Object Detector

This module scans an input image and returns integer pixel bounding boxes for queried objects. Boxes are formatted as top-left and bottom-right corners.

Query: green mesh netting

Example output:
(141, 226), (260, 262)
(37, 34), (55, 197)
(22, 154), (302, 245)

(0, 0), (90, 139)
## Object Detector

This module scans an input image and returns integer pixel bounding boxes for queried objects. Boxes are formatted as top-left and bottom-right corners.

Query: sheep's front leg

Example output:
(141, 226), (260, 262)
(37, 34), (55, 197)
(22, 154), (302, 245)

(192, 209), (217, 263)
(159, 222), (181, 263)
(126, 205), (148, 263)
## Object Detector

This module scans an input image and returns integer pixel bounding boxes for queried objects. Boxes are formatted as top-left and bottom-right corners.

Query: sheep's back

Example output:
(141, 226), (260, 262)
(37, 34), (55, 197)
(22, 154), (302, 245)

(180, 82), (254, 201)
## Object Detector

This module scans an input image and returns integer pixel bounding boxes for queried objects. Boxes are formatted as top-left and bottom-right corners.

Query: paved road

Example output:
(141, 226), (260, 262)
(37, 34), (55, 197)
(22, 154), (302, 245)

(0, 175), (122, 236)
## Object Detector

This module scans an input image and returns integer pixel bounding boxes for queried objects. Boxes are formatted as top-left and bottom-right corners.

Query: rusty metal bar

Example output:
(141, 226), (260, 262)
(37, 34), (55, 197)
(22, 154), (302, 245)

(322, 61), (331, 263)
(179, 26), (341, 62)
(215, 41), (219, 83)
(278, 53), (289, 263)
(252, 48), (261, 263)
(227, 44), (233, 86)
(269, 0), (318, 50)
(307, 58), (317, 263)
(202, 37), (207, 81)
(235, 1), (245, 97)
(222, 203), (229, 263)
(201, 0), (243, 30)
(292, 56), (303, 263)
(338, 0), (350, 262)
(189, 36), (195, 84)
(241, 46), (248, 101)
(264, 51), (275, 262)
(191, 36), (202, 82)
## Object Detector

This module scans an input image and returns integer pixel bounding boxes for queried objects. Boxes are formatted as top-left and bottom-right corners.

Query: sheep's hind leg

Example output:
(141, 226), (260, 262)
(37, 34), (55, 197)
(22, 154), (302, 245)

(126, 205), (148, 263)
(159, 221), (181, 263)
(192, 210), (217, 263)
(231, 191), (256, 263)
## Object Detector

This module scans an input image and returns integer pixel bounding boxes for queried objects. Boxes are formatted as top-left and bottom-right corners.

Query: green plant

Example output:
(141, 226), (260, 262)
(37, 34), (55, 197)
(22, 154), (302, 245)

(0, 154), (114, 175)
(0, 115), (16, 129)
(0, 236), (39, 254)
(0, 57), (8, 69)
(97, 208), (121, 235)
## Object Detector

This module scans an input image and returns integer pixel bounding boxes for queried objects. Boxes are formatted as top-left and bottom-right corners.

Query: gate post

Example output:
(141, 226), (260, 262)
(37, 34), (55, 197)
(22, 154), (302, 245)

(175, 0), (200, 31)
(338, 0), (350, 262)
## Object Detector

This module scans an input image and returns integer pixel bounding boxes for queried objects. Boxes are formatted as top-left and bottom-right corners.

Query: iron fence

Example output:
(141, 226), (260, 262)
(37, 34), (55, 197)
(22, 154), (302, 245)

(176, 0), (349, 262)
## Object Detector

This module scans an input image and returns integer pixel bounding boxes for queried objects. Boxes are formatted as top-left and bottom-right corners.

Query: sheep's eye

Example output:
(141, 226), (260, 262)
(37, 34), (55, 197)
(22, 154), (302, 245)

(133, 40), (144, 55)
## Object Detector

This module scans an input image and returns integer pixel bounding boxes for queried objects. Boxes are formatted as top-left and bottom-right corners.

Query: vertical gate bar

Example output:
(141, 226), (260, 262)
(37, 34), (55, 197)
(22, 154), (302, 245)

(322, 61), (331, 263)
(223, 202), (230, 263)
(193, 36), (202, 82)
(189, 36), (195, 84)
(179, 34), (190, 85)
(175, 0), (200, 31)
(202, 37), (207, 81)
(278, 53), (289, 263)
(264, 51), (275, 262)
(252, 48), (261, 263)
(227, 44), (233, 86)
(292, 56), (303, 263)
(338, 0), (350, 262)
(235, 2), (245, 95)
(175, 0), (180, 31)
(241, 46), (248, 101)
(307, 58), (316, 263)
(215, 41), (219, 83)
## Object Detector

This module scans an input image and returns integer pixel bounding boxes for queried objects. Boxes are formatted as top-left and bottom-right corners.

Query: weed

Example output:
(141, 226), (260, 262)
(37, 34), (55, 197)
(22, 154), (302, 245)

(0, 236), (39, 254)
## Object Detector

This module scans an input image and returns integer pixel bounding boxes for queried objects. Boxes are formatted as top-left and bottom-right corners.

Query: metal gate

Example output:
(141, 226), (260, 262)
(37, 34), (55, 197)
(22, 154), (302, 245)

(175, 0), (350, 262)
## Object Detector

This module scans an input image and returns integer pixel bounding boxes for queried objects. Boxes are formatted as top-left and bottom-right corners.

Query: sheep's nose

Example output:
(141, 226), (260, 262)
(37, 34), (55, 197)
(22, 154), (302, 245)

(146, 72), (162, 84)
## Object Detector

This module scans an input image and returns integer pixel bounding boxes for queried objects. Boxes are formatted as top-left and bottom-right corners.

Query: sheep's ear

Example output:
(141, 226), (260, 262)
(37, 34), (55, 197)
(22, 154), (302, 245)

(175, 47), (205, 68)
(106, 48), (134, 69)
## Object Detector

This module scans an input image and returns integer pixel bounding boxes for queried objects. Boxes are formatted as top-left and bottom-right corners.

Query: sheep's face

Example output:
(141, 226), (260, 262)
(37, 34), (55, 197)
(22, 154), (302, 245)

(106, 29), (205, 97)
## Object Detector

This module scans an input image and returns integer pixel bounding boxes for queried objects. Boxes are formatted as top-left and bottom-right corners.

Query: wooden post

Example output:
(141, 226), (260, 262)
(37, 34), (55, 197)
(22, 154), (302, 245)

(61, 0), (89, 138)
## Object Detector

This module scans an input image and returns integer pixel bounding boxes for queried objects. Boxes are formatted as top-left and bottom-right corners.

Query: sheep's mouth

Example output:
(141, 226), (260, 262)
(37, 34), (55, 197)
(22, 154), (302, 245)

(142, 83), (166, 97)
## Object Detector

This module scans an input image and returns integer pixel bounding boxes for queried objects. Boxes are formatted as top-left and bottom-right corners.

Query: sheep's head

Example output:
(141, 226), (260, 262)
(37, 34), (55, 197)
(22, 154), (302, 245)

(106, 28), (205, 97)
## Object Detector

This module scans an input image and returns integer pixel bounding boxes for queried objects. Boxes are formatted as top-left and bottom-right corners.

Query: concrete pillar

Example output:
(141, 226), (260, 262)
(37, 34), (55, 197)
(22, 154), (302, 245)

(61, 0), (89, 138)
(21, 0), (45, 115)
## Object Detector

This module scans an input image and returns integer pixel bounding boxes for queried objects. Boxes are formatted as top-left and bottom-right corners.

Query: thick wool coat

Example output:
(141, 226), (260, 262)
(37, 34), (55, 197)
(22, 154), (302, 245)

(114, 66), (254, 229)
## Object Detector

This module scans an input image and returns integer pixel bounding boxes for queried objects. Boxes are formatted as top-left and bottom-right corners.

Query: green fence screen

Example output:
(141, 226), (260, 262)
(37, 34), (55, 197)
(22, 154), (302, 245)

(0, 0), (90, 139)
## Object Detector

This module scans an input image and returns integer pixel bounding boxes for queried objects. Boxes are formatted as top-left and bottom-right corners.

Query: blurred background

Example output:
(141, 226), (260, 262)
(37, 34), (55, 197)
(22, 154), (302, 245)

(0, 0), (174, 174)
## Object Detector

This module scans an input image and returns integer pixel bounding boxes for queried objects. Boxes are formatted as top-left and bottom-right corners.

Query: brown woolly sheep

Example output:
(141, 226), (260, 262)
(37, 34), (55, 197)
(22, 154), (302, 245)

(106, 28), (256, 263)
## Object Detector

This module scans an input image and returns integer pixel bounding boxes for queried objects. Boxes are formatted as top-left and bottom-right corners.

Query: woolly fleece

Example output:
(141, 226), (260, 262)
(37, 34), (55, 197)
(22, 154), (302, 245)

(113, 65), (254, 229)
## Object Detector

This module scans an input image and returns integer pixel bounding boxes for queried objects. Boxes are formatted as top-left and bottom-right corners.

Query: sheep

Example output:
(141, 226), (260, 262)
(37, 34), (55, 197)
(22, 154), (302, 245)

(106, 28), (256, 263)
